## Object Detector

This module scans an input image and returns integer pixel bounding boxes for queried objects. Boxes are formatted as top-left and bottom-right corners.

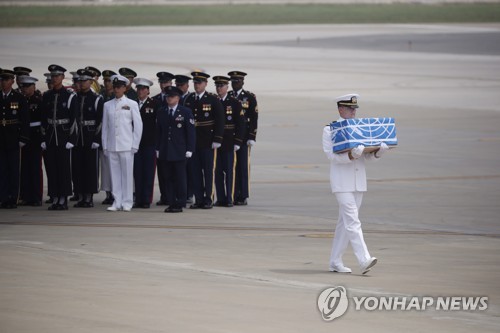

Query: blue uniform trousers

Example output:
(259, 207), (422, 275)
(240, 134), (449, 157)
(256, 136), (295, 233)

(192, 148), (216, 206)
(215, 150), (235, 205)
(0, 146), (20, 204)
(161, 159), (187, 208)
(234, 144), (250, 201)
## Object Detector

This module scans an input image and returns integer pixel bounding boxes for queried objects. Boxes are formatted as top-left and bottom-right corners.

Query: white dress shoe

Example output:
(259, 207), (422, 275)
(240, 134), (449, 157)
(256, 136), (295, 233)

(360, 257), (378, 275)
(122, 206), (132, 212)
(107, 206), (119, 212)
(329, 265), (352, 273)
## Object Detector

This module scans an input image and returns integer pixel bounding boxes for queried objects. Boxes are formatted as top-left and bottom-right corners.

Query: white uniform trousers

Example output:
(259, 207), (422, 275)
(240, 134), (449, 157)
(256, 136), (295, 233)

(99, 150), (112, 192)
(109, 151), (134, 210)
(330, 192), (371, 268)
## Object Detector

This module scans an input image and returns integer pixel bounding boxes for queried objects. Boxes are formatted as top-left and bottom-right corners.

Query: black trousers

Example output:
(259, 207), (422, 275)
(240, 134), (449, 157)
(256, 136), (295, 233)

(134, 145), (156, 205)
(20, 143), (43, 203)
(0, 146), (20, 203)
(215, 150), (235, 204)
(234, 144), (250, 201)
(161, 159), (187, 208)
(72, 145), (99, 195)
(45, 144), (72, 197)
(192, 148), (216, 205)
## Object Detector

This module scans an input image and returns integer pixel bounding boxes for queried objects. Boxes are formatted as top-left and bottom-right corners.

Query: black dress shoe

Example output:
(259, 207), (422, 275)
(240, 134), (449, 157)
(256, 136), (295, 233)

(234, 199), (248, 206)
(190, 203), (202, 209)
(48, 203), (58, 210)
(225, 202), (234, 207)
(186, 197), (194, 204)
(45, 198), (53, 204)
(165, 206), (182, 213)
(85, 201), (94, 208)
(214, 201), (225, 207)
(55, 203), (68, 210)
(156, 200), (167, 206)
(69, 195), (79, 201)
(29, 201), (42, 207)
(141, 203), (150, 209)
(102, 197), (114, 205)
(133, 203), (140, 208)
(202, 203), (213, 209)
(74, 201), (85, 208)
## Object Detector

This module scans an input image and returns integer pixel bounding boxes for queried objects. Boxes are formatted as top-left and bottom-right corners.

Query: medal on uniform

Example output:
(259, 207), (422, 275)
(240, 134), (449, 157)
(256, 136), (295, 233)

(204, 112), (209, 117)
(228, 116), (232, 121)
(177, 123), (182, 128)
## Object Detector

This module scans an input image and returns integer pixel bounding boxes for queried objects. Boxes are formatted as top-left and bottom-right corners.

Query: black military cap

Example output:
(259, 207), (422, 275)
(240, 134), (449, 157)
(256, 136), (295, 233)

(164, 86), (183, 96)
(228, 70), (247, 80)
(44, 73), (51, 83)
(48, 64), (66, 75)
(156, 71), (175, 83)
(13, 66), (32, 76)
(102, 70), (117, 79)
(76, 69), (94, 81)
(119, 67), (137, 78)
(191, 71), (210, 82)
(85, 66), (101, 77)
(212, 75), (230, 85)
(0, 69), (15, 79)
(174, 74), (192, 84)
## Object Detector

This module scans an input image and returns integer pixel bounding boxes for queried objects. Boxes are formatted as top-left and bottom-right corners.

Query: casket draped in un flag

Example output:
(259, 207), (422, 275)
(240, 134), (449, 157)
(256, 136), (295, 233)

(330, 118), (398, 153)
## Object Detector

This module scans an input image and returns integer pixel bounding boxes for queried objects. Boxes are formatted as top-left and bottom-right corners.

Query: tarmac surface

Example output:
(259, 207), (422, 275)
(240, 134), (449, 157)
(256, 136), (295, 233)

(1, 24), (500, 332)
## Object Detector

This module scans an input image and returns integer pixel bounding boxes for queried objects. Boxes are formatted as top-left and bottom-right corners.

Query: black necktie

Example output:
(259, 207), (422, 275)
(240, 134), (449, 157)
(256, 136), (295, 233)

(170, 108), (174, 116)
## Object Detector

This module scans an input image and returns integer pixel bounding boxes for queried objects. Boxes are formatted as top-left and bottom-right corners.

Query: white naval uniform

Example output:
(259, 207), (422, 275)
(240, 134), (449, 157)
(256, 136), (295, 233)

(322, 118), (379, 269)
(102, 96), (143, 210)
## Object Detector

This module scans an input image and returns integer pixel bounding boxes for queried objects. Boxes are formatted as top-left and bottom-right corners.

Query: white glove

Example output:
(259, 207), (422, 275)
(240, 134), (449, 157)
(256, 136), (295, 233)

(375, 142), (389, 158)
(185, 151), (192, 158)
(247, 140), (256, 147)
(131, 148), (138, 154)
(234, 145), (240, 152)
(350, 145), (365, 159)
(91, 142), (100, 149)
(65, 142), (74, 150)
(19, 142), (26, 148)
(156, 150), (159, 158)
(103, 149), (109, 157)
(212, 142), (221, 149)
(41, 142), (47, 150)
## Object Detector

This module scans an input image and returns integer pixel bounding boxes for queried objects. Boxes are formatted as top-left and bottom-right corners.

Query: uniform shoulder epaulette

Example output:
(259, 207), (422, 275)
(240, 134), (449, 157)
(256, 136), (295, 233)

(207, 92), (218, 98)
(243, 90), (256, 97)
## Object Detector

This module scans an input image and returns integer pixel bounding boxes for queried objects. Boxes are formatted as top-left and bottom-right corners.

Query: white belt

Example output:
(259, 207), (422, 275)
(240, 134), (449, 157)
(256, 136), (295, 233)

(30, 121), (41, 127)
(82, 120), (96, 126)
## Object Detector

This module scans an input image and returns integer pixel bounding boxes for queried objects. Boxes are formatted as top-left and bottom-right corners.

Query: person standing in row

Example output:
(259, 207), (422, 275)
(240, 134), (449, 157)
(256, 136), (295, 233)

(156, 86), (195, 213)
(133, 77), (159, 209)
(228, 71), (259, 206)
(212, 76), (244, 207)
(40, 64), (78, 210)
(322, 93), (390, 274)
(0, 69), (30, 209)
(153, 71), (175, 206)
(72, 69), (104, 208)
(118, 67), (138, 101)
(184, 71), (225, 209)
(99, 69), (116, 205)
(102, 75), (143, 212)
(18, 75), (44, 206)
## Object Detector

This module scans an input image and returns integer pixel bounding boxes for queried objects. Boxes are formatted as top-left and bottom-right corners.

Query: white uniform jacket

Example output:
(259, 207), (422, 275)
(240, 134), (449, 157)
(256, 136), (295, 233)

(102, 96), (143, 152)
(322, 119), (378, 193)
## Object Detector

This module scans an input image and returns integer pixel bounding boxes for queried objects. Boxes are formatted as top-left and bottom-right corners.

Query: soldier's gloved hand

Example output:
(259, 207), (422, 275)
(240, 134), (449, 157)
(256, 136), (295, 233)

(350, 145), (365, 159)
(41, 142), (47, 150)
(131, 148), (138, 154)
(19, 142), (26, 148)
(65, 142), (74, 150)
(375, 142), (389, 158)
(156, 150), (159, 158)
(91, 142), (100, 149)
(212, 142), (221, 149)
(234, 145), (240, 152)
(247, 140), (256, 147)
(185, 151), (192, 158)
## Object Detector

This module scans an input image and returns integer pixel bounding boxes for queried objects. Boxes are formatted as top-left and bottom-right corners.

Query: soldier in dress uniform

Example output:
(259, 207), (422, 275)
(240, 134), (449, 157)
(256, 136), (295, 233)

(212, 76), (244, 207)
(18, 76), (44, 206)
(102, 75), (143, 212)
(40, 64), (78, 210)
(133, 77), (159, 209)
(152, 71), (175, 206)
(118, 67), (138, 101)
(0, 69), (30, 209)
(69, 71), (81, 95)
(175, 74), (194, 203)
(71, 69), (104, 208)
(13, 66), (32, 93)
(228, 71), (259, 206)
(85, 66), (104, 94)
(99, 70), (116, 205)
(183, 71), (225, 209)
(156, 86), (195, 213)
(44, 73), (53, 91)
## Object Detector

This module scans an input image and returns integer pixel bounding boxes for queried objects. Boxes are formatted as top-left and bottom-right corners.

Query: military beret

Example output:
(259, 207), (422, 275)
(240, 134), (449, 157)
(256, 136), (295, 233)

(174, 74), (191, 84)
(228, 70), (247, 79)
(156, 71), (175, 83)
(48, 64), (66, 75)
(133, 77), (153, 88)
(85, 66), (101, 77)
(119, 67), (137, 78)
(164, 86), (183, 96)
(102, 70), (117, 79)
(212, 75), (230, 85)
(0, 69), (16, 79)
(76, 69), (94, 81)
(13, 66), (32, 76)
(336, 93), (360, 109)
(18, 76), (38, 85)
(191, 71), (210, 82)
(111, 74), (129, 86)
